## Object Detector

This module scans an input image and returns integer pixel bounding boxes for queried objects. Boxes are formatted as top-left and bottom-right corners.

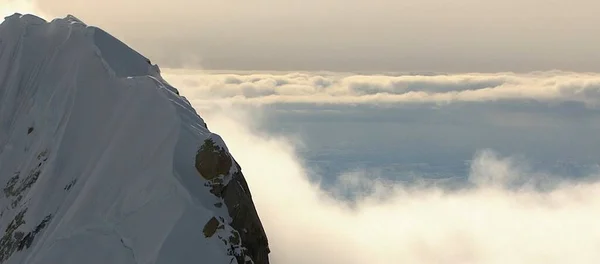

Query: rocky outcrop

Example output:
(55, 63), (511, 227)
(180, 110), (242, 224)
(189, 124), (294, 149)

(195, 139), (232, 181)
(196, 138), (270, 264)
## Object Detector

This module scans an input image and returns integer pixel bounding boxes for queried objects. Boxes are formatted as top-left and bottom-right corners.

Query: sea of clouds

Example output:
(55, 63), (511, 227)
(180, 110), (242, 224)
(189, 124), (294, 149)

(166, 70), (600, 264)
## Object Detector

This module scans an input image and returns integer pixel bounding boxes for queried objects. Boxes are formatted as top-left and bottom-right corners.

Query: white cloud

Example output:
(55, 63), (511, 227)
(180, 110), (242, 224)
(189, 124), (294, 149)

(163, 70), (600, 106)
(198, 103), (600, 264)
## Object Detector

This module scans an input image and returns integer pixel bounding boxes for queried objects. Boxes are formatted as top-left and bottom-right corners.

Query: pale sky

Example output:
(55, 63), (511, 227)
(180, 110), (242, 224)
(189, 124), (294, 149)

(18, 0), (600, 72)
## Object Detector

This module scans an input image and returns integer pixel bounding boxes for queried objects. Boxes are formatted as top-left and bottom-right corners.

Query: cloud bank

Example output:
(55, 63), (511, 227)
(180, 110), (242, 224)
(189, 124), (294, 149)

(198, 100), (600, 264)
(164, 70), (600, 106)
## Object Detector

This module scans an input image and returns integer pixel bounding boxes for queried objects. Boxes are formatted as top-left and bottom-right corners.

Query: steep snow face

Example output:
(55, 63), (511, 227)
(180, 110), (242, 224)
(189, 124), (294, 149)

(0, 13), (268, 264)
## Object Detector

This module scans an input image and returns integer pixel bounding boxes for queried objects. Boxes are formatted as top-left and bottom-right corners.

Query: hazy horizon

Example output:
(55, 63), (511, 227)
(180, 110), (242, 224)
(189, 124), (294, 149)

(6, 0), (600, 73)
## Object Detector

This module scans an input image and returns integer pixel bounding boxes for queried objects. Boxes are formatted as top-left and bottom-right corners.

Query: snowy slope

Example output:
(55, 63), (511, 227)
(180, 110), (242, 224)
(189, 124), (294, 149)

(0, 13), (269, 264)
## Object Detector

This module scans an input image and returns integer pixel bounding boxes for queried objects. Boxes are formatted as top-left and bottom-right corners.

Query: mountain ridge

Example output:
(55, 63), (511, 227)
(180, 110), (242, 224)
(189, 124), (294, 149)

(0, 13), (269, 264)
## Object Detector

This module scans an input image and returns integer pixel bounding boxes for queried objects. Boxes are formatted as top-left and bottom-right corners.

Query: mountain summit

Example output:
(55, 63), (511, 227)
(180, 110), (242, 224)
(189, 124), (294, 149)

(0, 13), (269, 264)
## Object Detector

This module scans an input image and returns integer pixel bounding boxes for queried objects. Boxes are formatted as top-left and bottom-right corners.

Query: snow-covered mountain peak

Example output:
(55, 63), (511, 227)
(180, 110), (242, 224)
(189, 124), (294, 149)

(0, 13), (269, 264)
(64, 14), (85, 25)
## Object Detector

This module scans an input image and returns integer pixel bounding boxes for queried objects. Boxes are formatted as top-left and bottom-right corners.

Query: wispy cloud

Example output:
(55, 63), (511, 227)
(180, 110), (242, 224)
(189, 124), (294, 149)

(199, 103), (600, 264)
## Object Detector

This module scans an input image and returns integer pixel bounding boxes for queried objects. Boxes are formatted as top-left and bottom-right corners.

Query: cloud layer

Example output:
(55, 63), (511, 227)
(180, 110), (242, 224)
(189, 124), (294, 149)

(200, 105), (600, 264)
(164, 70), (600, 106)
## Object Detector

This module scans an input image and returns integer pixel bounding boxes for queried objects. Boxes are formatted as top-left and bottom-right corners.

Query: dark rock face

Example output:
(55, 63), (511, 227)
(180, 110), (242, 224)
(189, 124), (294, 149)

(203, 217), (220, 238)
(0, 209), (52, 262)
(0, 150), (53, 262)
(195, 139), (232, 181)
(223, 164), (270, 264)
(196, 138), (270, 264)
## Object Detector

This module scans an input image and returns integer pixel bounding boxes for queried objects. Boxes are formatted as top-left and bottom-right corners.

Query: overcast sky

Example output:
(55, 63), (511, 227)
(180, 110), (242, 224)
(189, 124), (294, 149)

(18, 0), (600, 72)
